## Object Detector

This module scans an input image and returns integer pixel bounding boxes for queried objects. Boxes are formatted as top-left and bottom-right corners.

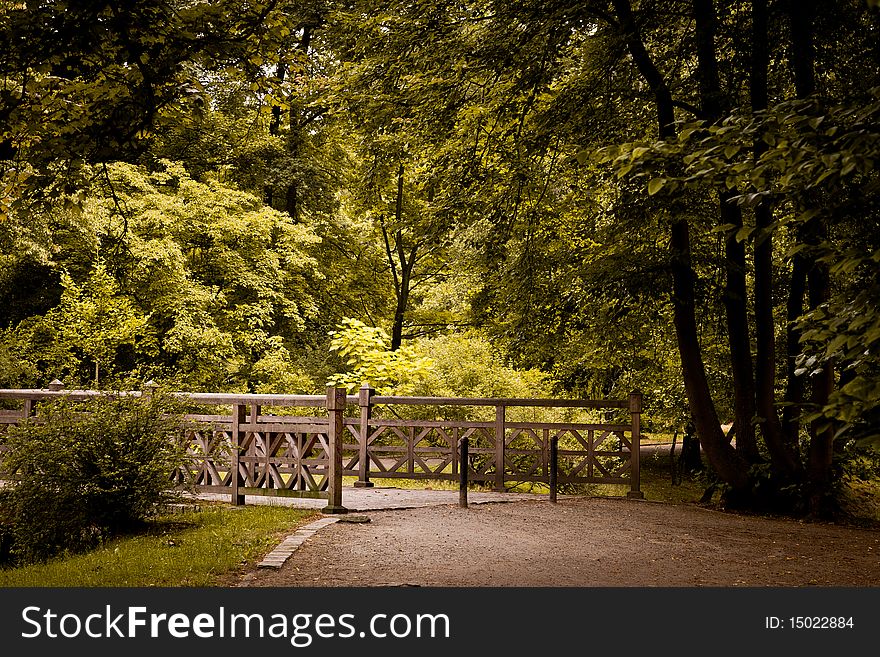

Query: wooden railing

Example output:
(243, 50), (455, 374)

(0, 383), (643, 512)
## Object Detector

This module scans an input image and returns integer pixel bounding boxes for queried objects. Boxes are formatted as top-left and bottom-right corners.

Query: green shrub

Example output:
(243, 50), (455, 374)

(0, 490), (14, 564)
(1, 392), (186, 565)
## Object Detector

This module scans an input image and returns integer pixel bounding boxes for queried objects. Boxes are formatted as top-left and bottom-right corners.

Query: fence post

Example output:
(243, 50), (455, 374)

(549, 435), (558, 503)
(494, 404), (506, 492)
(22, 396), (35, 419)
(459, 437), (469, 508)
(142, 380), (158, 398)
(47, 379), (64, 392)
(627, 390), (644, 499)
(249, 402), (261, 487)
(355, 383), (375, 488)
(231, 403), (246, 505)
(323, 386), (348, 514)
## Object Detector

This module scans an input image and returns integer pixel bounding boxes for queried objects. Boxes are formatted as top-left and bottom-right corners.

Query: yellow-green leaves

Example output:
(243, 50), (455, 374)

(327, 318), (434, 395)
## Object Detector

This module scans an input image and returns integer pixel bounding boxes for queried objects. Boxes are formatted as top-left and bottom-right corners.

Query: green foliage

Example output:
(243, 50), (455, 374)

(3, 160), (324, 391)
(327, 318), (434, 394)
(250, 336), (318, 394)
(0, 330), (40, 389)
(411, 332), (560, 423)
(7, 260), (148, 385)
(593, 90), (880, 445)
(1, 392), (186, 565)
(414, 333), (550, 400)
(327, 320), (557, 412)
(57, 262), (147, 384)
(1, 0), (877, 518)
(592, 90), (880, 208)
(0, 0), (299, 215)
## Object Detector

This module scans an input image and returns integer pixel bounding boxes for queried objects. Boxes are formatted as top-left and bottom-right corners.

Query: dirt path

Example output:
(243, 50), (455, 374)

(239, 497), (880, 587)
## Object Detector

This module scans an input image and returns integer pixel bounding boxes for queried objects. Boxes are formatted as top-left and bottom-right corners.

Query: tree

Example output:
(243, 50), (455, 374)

(329, 6), (474, 348)
(326, 317), (434, 393)
(588, 0), (880, 512)
(52, 262), (148, 385)
(0, 0), (296, 217)
(5, 160), (326, 391)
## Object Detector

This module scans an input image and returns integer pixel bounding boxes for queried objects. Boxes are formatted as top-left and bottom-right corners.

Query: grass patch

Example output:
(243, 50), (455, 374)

(0, 503), (319, 587)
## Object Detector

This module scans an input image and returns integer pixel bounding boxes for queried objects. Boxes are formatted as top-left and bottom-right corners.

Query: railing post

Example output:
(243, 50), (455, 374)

(549, 435), (558, 503)
(251, 402), (264, 488)
(323, 386), (348, 514)
(627, 390), (644, 499)
(459, 437), (469, 508)
(494, 404), (506, 492)
(354, 383), (375, 488)
(47, 379), (64, 392)
(231, 403), (246, 505)
(22, 397), (35, 419)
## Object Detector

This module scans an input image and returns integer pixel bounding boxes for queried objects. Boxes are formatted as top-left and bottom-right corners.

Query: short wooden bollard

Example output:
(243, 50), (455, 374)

(459, 437), (469, 508)
(549, 436), (558, 503)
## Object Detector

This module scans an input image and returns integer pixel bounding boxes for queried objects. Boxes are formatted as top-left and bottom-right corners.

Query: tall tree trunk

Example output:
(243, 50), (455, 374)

(806, 257), (834, 511)
(390, 163), (409, 350)
(788, 0), (815, 99)
(612, 0), (751, 492)
(381, 164), (417, 351)
(693, 0), (759, 463)
(391, 243), (417, 351)
(782, 255), (807, 444)
(265, 61), (286, 208)
(721, 195), (760, 463)
(787, 0), (835, 513)
(284, 25), (313, 222)
(671, 221), (752, 491)
(751, 0), (802, 478)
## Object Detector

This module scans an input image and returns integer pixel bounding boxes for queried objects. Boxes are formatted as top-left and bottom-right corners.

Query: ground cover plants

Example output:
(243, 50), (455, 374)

(0, 504), (318, 587)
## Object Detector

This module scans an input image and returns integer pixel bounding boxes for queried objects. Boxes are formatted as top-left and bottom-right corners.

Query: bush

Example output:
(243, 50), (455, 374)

(0, 490), (13, 564)
(1, 392), (186, 564)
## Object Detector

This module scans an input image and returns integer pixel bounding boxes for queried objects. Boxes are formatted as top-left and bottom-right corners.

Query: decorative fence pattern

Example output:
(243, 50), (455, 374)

(0, 383), (643, 512)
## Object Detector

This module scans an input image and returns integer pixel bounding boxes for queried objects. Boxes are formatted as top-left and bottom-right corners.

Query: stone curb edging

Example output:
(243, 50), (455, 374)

(258, 516), (340, 568)
(235, 516), (340, 587)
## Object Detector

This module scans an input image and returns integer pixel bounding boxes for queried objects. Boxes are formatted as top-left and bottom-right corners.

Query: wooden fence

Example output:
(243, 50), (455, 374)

(0, 383), (643, 512)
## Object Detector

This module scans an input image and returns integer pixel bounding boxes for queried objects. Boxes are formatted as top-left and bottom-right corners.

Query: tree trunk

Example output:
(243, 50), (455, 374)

(693, 0), (759, 463)
(787, 0), (815, 99)
(721, 195), (759, 462)
(265, 61), (286, 208)
(611, 0), (751, 494)
(787, 0), (835, 514)
(751, 0), (802, 479)
(391, 245), (416, 351)
(386, 163), (416, 351)
(284, 25), (313, 222)
(782, 255), (807, 445)
(671, 221), (752, 491)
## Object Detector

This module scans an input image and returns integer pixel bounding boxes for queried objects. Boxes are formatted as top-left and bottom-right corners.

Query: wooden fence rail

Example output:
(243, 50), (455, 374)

(0, 383), (643, 512)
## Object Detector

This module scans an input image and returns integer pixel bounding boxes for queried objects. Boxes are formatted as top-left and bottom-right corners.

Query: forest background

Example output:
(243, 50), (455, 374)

(1, 0), (878, 517)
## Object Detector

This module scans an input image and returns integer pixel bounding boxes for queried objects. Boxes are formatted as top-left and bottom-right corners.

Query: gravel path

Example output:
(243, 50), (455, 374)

(238, 496), (880, 587)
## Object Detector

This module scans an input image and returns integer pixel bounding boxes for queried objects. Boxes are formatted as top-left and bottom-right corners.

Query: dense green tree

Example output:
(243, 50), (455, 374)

(0, 0), (301, 214)
(7, 160), (325, 390)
